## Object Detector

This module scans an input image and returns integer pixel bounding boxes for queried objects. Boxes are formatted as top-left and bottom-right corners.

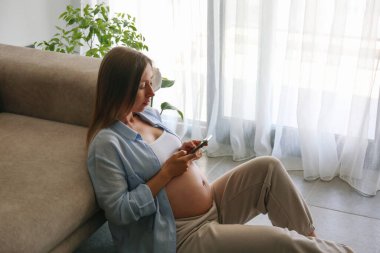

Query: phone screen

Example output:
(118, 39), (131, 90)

(190, 135), (213, 154)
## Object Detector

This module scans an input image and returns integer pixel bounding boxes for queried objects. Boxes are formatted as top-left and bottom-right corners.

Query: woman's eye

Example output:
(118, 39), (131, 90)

(139, 81), (153, 89)
(139, 82), (146, 89)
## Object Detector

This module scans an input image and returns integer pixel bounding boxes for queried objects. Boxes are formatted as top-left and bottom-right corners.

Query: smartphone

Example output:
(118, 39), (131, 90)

(190, 135), (213, 154)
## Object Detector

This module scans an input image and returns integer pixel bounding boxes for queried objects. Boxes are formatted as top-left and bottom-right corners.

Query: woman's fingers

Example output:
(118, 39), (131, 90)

(180, 140), (202, 153)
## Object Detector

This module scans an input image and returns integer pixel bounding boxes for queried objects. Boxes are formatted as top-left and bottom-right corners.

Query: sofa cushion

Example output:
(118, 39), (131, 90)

(0, 113), (99, 252)
(0, 44), (101, 127)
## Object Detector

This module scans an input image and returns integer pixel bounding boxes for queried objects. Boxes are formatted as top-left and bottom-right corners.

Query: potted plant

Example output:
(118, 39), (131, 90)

(35, 3), (183, 119)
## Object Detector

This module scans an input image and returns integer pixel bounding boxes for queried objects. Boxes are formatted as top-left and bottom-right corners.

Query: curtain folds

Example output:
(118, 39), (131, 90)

(208, 0), (380, 196)
(109, 0), (380, 195)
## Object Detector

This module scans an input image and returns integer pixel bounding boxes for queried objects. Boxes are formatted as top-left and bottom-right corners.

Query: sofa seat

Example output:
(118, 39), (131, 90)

(0, 43), (105, 252)
(0, 112), (105, 253)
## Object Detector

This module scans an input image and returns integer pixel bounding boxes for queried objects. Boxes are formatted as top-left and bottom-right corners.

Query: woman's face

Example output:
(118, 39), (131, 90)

(131, 64), (155, 113)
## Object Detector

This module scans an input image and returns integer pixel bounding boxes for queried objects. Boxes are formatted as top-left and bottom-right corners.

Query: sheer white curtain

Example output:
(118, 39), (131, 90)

(208, 0), (380, 196)
(273, 0), (380, 196)
(109, 0), (380, 195)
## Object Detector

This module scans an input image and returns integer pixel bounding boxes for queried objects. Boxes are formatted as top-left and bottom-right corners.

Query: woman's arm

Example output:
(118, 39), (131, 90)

(89, 138), (158, 226)
(89, 138), (197, 225)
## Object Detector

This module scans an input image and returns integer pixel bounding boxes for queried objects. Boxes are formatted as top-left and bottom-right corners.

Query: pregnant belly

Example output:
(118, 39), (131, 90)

(165, 163), (213, 218)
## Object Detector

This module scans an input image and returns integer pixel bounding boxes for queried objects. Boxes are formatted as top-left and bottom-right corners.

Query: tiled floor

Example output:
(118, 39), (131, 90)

(76, 156), (380, 253)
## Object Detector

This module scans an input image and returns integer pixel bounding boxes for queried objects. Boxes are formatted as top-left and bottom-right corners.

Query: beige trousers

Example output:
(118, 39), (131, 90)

(176, 156), (354, 253)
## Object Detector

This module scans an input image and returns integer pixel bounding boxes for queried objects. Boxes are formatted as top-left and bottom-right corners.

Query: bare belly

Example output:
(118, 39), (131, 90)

(165, 163), (213, 218)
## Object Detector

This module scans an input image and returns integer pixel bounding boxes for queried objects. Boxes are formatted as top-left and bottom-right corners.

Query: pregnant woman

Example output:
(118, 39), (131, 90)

(86, 46), (354, 253)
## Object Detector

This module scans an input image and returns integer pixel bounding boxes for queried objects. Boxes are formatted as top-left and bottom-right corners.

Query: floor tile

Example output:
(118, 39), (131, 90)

(196, 155), (225, 177)
(307, 177), (380, 219)
(203, 156), (246, 182)
(309, 206), (380, 253)
(287, 170), (319, 200)
(247, 206), (380, 253)
(246, 214), (272, 226)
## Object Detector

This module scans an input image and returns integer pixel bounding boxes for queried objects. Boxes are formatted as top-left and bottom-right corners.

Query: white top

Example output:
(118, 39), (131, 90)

(149, 130), (182, 165)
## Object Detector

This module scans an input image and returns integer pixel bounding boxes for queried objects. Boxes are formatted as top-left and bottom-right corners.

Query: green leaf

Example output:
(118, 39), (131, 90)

(48, 44), (56, 51)
(100, 6), (108, 21)
(93, 6), (100, 15)
(59, 11), (67, 19)
(83, 5), (90, 15)
(34, 2), (149, 56)
(161, 78), (175, 88)
(160, 102), (183, 120)
(86, 26), (94, 42)
(68, 18), (76, 25)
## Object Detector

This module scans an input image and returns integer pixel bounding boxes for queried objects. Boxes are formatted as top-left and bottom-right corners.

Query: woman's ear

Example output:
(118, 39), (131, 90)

(152, 67), (162, 92)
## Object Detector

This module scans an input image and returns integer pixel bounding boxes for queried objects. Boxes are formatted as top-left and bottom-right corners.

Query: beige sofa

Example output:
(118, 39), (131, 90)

(0, 43), (106, 253)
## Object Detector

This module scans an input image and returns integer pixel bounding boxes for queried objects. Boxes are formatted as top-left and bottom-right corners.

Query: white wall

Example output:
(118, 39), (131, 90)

(0, 0), (79, 47)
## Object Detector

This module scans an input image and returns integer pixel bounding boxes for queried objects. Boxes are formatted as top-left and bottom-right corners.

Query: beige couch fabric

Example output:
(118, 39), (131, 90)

(0, 44), (100, 126)
(0, 44), (105, 253)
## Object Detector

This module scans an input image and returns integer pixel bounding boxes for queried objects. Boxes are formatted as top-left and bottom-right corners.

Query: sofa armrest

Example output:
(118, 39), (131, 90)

(0, 44), (101, 127)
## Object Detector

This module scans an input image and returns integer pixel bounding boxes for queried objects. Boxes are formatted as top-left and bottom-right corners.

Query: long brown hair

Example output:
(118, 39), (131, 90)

(86, 47), (152, 147)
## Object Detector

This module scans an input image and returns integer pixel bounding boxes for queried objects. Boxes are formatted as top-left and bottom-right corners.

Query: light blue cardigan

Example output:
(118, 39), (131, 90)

(87, 107), (179, 253)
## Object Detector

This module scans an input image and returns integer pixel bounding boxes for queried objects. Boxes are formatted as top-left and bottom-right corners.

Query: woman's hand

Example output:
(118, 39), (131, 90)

(179, 140), (204, 160)
(161, 150), (196, 179)
(147, 140), (207, 197)
(147, 150), (196, 197)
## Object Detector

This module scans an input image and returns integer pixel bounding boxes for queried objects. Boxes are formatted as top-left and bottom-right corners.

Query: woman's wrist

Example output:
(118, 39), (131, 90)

(159, 166), (173, 184)
(146, 166), (173, 197)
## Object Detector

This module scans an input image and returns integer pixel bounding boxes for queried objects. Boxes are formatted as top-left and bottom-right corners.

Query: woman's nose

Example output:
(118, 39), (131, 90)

(147, 84), (155, 97)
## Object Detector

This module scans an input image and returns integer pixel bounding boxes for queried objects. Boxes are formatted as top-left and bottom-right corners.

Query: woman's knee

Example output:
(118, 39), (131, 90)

(243, 156), (286, 176)
(254, 156), (283, 168)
